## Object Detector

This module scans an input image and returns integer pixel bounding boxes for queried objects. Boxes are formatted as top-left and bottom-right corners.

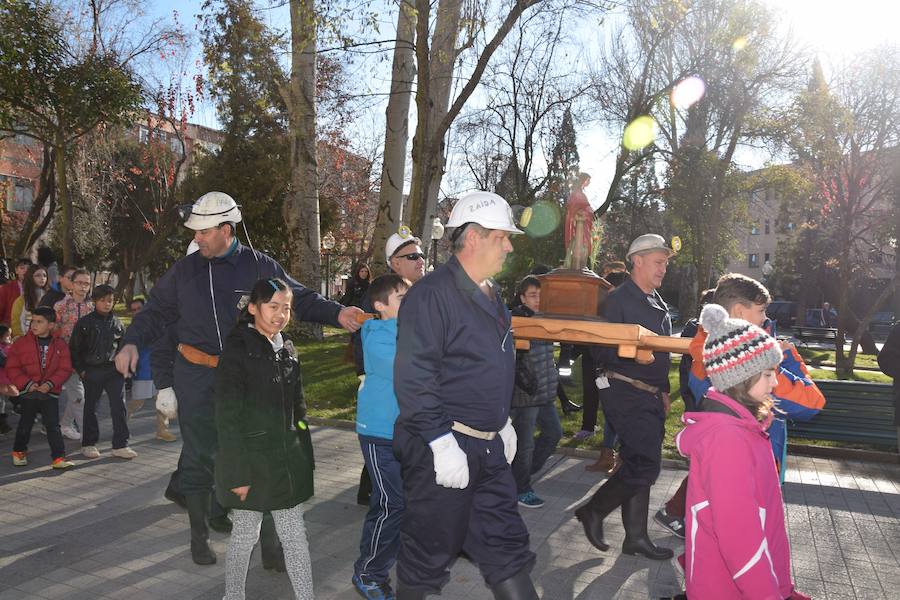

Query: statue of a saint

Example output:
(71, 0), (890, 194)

(564, 172), (594, 270)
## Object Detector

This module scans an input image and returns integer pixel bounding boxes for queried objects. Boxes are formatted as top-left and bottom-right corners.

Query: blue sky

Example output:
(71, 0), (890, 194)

(145, 0), (900, 208)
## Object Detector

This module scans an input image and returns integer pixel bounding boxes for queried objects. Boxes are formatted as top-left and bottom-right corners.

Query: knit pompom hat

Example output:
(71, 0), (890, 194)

(699, 303), (782, 391)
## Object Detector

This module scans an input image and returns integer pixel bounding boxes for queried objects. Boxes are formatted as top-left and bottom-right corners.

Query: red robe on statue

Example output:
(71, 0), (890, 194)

(565, 188), (593, 259)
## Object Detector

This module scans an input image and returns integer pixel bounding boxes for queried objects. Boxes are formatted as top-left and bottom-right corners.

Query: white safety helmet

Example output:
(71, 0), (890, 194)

(446, 191), (523, 234)
(184, 192), (243, 231)
(385, 228), (422, 267)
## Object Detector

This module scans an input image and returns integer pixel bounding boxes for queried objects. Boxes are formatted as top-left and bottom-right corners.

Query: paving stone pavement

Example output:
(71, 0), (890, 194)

(1, 407), (899, 599)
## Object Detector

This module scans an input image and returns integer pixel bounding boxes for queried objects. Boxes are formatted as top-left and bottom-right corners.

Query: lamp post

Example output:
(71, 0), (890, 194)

(431, 217), (445, 268)
(322, 231), (336, 299)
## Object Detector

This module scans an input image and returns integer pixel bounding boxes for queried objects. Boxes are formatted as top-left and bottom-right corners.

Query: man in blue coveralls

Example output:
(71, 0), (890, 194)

(115, 192), (363, 565)
(576, 233), (675, 561)
(392, 191), (538, 600)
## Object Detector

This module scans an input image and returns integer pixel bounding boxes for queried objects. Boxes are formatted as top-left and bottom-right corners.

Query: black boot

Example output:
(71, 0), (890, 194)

(357, 465), (372, 505)
(260, 513), (286, 572)
(185, 494), (217, 565)
(207, 495), (232, 533)
(164, 469), (187, 510)
(491, 569), (539, 600)
(0, 413), (10, 435)
(574, 476), (634, 552)
(396, 581), (427, 600)
(557, 384), (581, 414)
(621, 486), (673, 560)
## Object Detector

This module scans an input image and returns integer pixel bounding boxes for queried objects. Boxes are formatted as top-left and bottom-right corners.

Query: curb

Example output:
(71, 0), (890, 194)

(787, 443), (899, 464)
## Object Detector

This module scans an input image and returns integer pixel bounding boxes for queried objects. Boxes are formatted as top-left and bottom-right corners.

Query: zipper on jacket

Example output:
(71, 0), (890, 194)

(277, 350), (295, 499)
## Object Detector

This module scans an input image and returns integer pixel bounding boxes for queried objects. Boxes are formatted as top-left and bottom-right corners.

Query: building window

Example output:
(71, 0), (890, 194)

(13, 183), (33, 212)
(750, 223), (759, 235)
(764, 253), (770, 263)
(764, 220), (770, 235)
(169, 136), (183, 155)
(138, 125), (149, 144)
(749, 254), (759, 268)
(786, 222), (795, 232)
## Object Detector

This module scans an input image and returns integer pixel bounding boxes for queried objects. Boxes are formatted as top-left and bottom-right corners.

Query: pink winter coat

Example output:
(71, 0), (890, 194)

(676, 389), (798, 599)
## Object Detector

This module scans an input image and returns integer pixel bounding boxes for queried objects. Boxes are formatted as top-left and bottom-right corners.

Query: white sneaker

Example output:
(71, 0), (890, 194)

(61, 426), (81, 440)
(111, 447), (137, 459)
(82, 445), (101, 459)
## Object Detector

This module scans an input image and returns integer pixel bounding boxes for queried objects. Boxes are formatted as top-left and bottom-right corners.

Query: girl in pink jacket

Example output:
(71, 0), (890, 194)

(676, 303), (810, 600)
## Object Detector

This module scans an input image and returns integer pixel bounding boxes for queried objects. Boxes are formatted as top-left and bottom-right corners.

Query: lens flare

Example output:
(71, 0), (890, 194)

(732, 36), (747, 51)
(622, 116), (659, 151)
(671, 76), (706, 109)
(524, 201), (561, 238)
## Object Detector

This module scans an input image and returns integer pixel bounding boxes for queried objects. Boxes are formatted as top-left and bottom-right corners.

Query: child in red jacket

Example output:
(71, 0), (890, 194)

(8, 306), (74, 469)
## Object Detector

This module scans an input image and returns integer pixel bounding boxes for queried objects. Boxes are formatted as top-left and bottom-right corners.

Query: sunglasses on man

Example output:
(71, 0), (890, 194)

(395, 252), (426, 261)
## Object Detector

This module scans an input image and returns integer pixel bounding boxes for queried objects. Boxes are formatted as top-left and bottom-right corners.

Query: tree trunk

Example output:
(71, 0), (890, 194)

(13, 144), (56, 257)
(834, 224), (854, 378)
(369, 0), (416, 274)
(55, 130), (74, 264)
(282, 0), (322, 339)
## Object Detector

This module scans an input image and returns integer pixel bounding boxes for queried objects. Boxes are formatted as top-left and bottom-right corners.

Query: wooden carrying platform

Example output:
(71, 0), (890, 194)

(512, 316), (691, 362)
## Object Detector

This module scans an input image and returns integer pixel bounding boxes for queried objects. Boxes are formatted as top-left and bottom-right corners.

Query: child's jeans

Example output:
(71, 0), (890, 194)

(59, 373), (84, 433)
(510, 403), (563, 494)
(225, 503), (313, 600)
(14, 392), (65, 459)
(82, 364), (129, 449)
(354, 435), (405, 584)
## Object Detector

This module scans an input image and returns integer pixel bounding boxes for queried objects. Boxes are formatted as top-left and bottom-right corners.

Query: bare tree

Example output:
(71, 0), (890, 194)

(369, 0), (416, 273)
(785, 47), (900, 376)
(406, 0), (547, 251)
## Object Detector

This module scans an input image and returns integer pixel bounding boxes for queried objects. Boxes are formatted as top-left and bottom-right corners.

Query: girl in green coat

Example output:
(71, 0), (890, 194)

(215, 278), (315, 600)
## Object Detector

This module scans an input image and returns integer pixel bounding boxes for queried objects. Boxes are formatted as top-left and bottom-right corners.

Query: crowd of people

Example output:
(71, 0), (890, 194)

(0, 187), (831, 600)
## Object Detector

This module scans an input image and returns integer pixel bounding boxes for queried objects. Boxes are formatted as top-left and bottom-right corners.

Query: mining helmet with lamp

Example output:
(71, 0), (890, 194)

(385, 226), (422, 267)
(446, 191), (524, 236)
(183, 192), (243, 231)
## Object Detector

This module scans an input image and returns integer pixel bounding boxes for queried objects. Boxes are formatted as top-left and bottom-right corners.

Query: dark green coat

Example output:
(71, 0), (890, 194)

(214, 323), (314, 511)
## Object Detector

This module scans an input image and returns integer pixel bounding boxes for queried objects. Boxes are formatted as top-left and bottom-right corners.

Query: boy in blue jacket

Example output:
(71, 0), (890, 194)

(352, 274), (410, 600)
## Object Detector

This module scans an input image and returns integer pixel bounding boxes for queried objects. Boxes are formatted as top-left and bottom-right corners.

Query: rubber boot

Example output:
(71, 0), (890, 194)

(621, 485), (674, 560)
(207, 495), (233, 533)
(574, 475), (634, 552)
(490, 569), (539, 600)
(260, 512), (286, 572)
(126, 398), (144, 420)
(185, 494), (217, 565)
(585, 447), (617, 473)
(396, 582), (427, 600)
(156, 411), (176, 441)
(164, 471), (187, 510)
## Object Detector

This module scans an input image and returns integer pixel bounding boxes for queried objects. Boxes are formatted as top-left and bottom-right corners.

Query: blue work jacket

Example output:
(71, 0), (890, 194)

(594, 276), (671, 391)
(124, 241), (343, 359)
(394, 255), (515, 444)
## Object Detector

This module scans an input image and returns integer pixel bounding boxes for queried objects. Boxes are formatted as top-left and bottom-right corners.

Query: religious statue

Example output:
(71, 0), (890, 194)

(564, 172), (594, 270)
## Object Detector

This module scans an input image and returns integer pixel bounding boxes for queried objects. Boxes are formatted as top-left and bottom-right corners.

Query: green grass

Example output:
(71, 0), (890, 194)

(797, 347), (881, 371)
(293, 333), (891, 457)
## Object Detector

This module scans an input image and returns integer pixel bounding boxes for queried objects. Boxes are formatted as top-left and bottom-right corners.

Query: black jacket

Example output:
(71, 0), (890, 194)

(394, 256), (515, 443)
(214, 323), (314, 511)
(511, 305), (558, 408)
(68, 311), (125, 373)
(38, 287), (66, 310)
(592, 276), (671, 391)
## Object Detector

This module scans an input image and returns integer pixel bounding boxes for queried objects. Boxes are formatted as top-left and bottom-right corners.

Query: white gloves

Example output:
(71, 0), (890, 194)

(498, 417), (518, 464)
(429, 433), (469, 489)
(156, 387), (178, 420)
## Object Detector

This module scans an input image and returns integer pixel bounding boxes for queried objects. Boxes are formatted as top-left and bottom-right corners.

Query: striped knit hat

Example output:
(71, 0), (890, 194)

(699, 303), (782, 391)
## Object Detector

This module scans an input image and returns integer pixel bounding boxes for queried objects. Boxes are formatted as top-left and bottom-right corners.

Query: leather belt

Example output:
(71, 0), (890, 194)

(451, 421), (497, 441)
(177, 343), (220, 369)
(606, 370), (660, 395)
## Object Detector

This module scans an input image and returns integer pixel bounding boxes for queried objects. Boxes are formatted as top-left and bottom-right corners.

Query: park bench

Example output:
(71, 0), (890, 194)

(788, 380), (897, 448)
(791, 326), (838, 345)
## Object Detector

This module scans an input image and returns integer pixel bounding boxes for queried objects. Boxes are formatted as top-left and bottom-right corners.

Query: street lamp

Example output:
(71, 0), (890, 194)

(322, 231), (336, 299)
(431, 217), (445, 268)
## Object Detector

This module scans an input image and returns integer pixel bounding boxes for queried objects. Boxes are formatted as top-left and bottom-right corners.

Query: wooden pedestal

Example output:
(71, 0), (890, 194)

(536, 268), (612, 318)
